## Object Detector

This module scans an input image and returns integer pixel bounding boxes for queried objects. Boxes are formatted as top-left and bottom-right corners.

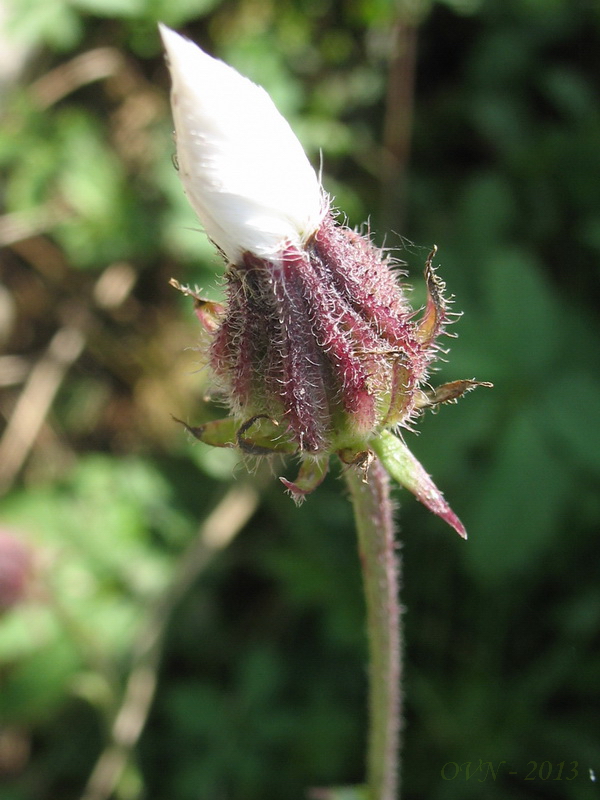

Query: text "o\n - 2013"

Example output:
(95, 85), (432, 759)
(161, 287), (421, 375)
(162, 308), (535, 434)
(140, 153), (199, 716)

(441, 760), (579, 782)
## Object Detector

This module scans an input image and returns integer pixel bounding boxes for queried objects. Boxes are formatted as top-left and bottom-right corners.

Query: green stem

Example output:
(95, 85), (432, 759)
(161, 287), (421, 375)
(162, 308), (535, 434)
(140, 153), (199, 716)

(345, 457), (402, 800)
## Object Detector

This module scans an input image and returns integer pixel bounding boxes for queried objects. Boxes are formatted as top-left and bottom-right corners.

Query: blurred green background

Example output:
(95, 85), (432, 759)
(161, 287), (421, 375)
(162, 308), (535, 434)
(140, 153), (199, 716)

(0, 0), (599, 798)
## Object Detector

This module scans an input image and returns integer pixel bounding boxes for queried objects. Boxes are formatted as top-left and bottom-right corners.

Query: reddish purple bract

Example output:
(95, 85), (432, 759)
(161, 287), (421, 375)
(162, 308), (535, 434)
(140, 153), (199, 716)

(209, 213), (441, 454)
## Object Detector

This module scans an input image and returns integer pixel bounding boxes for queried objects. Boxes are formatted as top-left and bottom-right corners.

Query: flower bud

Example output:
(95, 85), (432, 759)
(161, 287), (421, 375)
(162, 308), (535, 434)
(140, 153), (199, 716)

(159, 25), (325, 263)
(161, 27), (490, 535)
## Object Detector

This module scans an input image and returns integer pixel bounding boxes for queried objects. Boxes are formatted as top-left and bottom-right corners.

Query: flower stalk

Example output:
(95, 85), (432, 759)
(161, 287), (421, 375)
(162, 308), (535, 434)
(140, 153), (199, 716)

(345, 459), (401, 800)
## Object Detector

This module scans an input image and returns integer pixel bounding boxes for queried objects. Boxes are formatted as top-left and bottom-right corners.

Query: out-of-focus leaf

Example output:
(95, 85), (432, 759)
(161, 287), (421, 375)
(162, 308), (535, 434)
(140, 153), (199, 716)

(146, 0), (221, 27)
(0, 607), (60, 662)
(0, 639), (80, 722)
(4, 0), (82, 50)
(481, 247), (560, 375)
(455, 173), (516, 259)
(70, 0), (145, 16)
(540, 67), (597, 121)
(464, 405), (571, 584)
(541, 370), (600, 476)
(0, 455), (191, 723)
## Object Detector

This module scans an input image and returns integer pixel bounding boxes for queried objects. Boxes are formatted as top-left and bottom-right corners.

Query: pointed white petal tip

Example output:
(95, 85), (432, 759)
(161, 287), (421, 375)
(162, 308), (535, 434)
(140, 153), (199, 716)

(159, 25), (326, 263)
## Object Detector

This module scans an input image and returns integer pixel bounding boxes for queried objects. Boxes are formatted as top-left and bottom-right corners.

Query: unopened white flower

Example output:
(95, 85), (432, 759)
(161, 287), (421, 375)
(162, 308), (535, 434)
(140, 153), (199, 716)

(159, 25), (326, 263)
(161, 26), (484, 537)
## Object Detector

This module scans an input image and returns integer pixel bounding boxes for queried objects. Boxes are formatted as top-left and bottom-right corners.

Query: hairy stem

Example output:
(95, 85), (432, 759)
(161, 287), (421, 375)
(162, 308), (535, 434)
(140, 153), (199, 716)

(345, 458), (402, 800)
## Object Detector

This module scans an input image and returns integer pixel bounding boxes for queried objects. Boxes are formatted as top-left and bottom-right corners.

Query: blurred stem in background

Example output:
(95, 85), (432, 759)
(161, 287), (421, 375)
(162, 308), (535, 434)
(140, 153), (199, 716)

(380, 16), (419, 232)
(80, 481), (261, 800)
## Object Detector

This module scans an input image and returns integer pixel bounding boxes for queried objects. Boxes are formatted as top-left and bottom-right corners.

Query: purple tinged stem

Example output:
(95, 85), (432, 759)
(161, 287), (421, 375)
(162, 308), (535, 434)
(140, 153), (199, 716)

(345, 458), (402, 800)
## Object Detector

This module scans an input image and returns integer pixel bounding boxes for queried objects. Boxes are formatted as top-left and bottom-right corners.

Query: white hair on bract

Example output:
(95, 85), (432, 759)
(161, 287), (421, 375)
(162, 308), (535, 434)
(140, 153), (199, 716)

(159, 25), (326, 264)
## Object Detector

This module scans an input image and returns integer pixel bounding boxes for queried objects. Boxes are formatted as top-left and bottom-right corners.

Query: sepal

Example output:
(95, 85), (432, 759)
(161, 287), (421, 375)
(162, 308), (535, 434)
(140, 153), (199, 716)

(173, 414), (298, 454)
(414, 379), (493, 410)
(416, 246), (448, 345)
(169, 279), (224, 332)
(371, 430), (467, 538)
(280, 456), (330, 505)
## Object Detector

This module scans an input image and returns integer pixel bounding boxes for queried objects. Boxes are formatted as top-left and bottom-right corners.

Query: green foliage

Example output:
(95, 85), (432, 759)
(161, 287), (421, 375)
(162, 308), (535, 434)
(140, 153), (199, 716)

(0, 457), (187, 722)
(1, 0), (599, 798)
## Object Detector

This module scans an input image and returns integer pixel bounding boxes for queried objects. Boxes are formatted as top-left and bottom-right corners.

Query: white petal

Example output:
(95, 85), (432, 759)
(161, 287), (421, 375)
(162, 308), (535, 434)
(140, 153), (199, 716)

(159, 25), (326, 263)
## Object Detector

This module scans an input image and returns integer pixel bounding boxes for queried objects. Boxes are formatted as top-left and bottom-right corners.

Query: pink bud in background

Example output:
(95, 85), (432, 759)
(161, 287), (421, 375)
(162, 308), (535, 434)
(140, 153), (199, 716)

(0, 530), (32, 612)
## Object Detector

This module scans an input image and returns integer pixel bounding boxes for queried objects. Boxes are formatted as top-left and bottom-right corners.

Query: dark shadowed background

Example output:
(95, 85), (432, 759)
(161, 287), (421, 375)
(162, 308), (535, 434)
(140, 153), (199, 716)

(0, 1), (599, 798)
